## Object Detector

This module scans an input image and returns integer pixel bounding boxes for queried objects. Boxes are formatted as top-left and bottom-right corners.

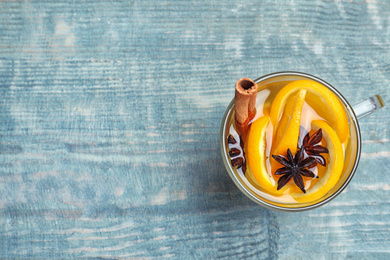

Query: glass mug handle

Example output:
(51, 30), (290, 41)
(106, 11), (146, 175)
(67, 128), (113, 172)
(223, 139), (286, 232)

(352, 95), (385, 120)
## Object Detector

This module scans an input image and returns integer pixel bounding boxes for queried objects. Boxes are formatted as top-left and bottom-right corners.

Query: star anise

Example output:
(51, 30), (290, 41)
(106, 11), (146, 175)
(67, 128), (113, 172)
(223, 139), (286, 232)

(300, 128), (329, 166)
(272, 148), (317, 193)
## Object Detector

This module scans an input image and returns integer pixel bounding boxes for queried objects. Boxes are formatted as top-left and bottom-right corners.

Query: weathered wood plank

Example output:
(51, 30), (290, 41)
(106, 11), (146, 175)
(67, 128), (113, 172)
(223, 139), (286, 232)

(0, 0), (389, 258)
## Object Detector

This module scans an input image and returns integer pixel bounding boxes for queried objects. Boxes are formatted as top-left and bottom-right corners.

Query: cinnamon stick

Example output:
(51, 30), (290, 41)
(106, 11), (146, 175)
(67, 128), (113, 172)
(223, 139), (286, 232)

(235, 78), (258, 141)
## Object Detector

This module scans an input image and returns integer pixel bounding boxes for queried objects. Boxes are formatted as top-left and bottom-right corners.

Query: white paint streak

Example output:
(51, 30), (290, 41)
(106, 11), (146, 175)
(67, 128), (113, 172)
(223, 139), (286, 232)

(309, 210), (347, 217)
(353, 184), (390, 191)
(66, 232), (138, 241)
(367, 0), (382, 30)
(329, 201), (363, 207)
(152, 235), (169, 241)
(182, 124), (196, 128)
(68, 241), (137, 253)
(224, 37), (243, 59)
(182, 139), (197, 143)
(33, 171), (61, 178)
(147, 150), (165, 154)
(315, 221), (389, 228)
(362, 138), (390, 144)
(361, 151), (390, 158)
(313, 42), (323, 55)
(150, 187), (170, 206)
(114, 186), (124, 197)
(334, 0), (347, 19)
(54, 20), (75, 46)
(149, 187), (187, 206)
(149, 162), (169, 167)
(147, 133), (160, 137)
(153, 227), (165, 232)
(58, 220), (136, 235)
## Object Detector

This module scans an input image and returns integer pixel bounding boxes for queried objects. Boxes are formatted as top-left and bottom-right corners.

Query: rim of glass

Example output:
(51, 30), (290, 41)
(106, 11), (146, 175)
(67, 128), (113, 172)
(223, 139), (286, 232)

(220, 71), (362, 212)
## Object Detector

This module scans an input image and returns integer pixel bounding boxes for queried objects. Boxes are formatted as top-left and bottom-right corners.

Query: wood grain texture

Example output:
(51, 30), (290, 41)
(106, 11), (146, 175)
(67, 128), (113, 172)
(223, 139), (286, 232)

(0, 0), (389, 258)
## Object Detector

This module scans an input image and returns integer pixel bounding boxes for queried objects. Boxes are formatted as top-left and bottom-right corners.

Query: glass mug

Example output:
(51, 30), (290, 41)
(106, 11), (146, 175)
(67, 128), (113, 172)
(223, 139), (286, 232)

(220, 71), (385, 212)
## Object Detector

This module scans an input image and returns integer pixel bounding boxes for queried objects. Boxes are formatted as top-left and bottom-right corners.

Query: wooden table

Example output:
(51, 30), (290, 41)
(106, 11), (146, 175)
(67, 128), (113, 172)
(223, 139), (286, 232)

(0, 0), (389, 258)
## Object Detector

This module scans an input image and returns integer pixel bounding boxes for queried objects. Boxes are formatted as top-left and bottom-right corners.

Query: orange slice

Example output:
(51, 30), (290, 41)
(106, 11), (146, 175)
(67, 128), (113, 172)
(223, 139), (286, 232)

(272, 89), (307, 158)
(273, 91), (298, 143)
(293, 119), (344, 202)
(246, 116), (275, 191)
(269, 80), (349, 143)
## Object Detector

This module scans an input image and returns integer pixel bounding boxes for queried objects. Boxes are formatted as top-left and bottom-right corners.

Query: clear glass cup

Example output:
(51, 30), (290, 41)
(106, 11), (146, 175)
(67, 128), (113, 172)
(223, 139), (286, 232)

(220, 71), (385, 212)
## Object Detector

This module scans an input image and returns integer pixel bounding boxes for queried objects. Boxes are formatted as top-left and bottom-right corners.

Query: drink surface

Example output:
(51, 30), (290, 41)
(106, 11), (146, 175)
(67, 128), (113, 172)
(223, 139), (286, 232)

(226, 78), (353, 207)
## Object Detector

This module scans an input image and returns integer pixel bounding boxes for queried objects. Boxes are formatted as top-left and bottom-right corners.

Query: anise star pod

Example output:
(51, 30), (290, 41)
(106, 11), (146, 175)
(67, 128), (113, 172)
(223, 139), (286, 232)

(272, 148), (317, 193)
(299, 127), (329, 166)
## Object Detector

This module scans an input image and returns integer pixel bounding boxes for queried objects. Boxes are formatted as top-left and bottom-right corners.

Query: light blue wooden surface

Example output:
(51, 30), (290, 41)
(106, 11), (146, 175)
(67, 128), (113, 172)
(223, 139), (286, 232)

(0, 0), (389, 258)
